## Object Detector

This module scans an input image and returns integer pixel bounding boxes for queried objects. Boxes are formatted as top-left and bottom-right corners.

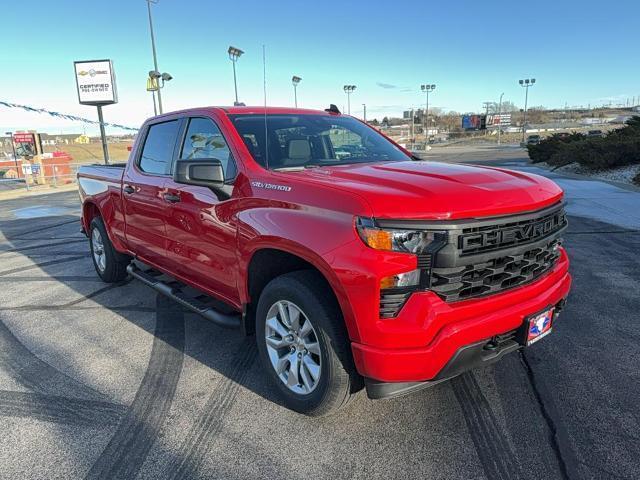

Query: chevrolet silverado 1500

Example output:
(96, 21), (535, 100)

(78, 106), (571, 416)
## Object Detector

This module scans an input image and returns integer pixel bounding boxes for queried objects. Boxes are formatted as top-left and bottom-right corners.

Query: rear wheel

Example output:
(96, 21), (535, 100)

(256, 270), (361, 416)
(89, 217), (130, 283)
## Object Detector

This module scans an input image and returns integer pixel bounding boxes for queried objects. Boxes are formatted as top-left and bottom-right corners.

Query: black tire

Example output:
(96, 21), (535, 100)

(255, 270), (362, 416)
(89, 217), (130, 283)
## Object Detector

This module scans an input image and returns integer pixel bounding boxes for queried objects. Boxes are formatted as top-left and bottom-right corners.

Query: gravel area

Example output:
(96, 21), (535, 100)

(534, 161), (640, 187)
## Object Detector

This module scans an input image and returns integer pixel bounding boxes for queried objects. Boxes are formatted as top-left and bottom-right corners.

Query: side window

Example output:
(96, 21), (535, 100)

(180, 117), (237, 179)
(139, 120), (180, 175)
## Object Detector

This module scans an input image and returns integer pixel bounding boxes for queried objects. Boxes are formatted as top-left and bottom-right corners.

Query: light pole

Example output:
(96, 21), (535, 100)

(228, 46), (244, 105)
(497, 92), (504, 145)
(362, 104), (367, 122)
(343, 85), (356, 114)
(146, 76), (158, 115)
(519, 78), (536, 143)
(421, 84), (436, 140)
(4, 132), (19, 178)
(292, 76), (302, 107)
(146, 0), (165, 114)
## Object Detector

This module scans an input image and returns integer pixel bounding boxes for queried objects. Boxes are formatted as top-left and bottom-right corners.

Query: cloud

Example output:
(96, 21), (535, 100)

(376, 82), (398, 89)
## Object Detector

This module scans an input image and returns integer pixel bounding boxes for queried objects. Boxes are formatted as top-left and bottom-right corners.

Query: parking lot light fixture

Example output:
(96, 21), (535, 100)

(292, 76), (302, 107)
(343, 85), (356, 114)
(421, 84), (436, 141)
(228, 46), (244, 105)
(147, 70), (172, 116)
(519, 78), (536, 142)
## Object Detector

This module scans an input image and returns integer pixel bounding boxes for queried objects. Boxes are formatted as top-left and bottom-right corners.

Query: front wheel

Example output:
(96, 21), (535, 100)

(256, 271), (361, 416)
(89, 217), (130, 283)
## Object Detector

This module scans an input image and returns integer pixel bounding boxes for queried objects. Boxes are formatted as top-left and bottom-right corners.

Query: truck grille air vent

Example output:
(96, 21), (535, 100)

(379, 291), (412, 319)
(417, 253), (432, 269)
(430, 240), (561, 303)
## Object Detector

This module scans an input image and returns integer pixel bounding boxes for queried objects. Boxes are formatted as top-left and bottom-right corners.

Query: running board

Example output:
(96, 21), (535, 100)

(126, 263), (240, 329)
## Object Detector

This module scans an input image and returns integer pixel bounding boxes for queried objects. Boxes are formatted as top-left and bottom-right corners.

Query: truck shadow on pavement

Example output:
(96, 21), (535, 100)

(0, 212), (289, 479)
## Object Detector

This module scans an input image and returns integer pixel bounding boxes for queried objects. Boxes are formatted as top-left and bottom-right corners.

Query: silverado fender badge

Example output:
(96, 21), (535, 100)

(251, 181), (292, 192)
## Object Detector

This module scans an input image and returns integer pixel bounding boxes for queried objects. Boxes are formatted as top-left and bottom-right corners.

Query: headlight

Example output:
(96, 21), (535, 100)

(357, 218), (447, 291)
(356, 217), (446, 254)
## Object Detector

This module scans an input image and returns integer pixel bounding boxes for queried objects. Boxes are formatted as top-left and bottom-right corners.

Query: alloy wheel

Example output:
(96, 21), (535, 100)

(264, 300), (322, 394)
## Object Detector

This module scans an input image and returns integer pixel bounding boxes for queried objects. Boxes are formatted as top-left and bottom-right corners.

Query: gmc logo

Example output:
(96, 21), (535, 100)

(460, 212), (565, 251)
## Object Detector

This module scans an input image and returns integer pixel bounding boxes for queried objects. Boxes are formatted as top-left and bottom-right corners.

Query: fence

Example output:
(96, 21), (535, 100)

(0, 161), (94, 192)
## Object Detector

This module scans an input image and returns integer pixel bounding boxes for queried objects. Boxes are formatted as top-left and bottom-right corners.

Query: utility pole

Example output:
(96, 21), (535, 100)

(497, 93), (504, 145)
(362, 104), (367, 122)
(519, 78), (536, 143)
(146, 0), (163, 114)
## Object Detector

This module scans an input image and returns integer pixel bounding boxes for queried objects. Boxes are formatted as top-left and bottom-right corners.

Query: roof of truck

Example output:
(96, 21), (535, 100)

(151, 106), (342, 120)
(222, 106), (336, 115)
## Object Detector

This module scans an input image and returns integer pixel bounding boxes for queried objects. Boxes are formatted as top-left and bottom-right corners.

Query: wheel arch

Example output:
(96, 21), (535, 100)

(82, 201), (101, 235)
(242, 245), (360, 342)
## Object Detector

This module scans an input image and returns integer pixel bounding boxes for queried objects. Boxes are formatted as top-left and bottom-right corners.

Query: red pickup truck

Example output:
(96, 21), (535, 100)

(78, 106), (571, 416)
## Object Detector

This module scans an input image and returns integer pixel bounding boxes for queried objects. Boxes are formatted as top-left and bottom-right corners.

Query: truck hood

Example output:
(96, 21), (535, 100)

(290, 161), (563, 220)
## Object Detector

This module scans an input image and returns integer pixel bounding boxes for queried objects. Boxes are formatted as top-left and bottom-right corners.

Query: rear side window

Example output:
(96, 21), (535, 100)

(180, 117), (236, 179)
(139, 120), (180, 175)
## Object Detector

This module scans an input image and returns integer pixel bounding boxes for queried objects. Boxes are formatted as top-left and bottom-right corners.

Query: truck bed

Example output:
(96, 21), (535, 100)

(78, 163), (126, 183)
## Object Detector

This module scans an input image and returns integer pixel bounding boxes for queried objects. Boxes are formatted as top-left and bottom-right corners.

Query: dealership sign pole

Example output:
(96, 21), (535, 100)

(74, 60), (118, 164)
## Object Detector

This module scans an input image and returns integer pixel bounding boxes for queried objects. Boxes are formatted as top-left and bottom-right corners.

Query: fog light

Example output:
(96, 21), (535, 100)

(380, 269), (421, 289)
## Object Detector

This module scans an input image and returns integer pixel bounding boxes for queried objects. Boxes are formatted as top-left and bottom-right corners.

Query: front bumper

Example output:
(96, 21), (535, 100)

(351, 250), (571, 387)
(365, 298), (567, 399)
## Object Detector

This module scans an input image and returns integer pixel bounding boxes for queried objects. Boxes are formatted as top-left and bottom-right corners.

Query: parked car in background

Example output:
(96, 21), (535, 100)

(527, 134), (541, 145)
(587, 129), (604, 138)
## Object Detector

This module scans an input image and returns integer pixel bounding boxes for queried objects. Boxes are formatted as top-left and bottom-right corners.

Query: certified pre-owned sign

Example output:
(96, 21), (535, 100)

(74, 59), (118, 105)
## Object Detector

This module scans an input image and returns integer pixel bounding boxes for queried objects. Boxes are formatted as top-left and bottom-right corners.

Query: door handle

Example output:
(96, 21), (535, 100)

(123, 185), (135, 194)
(163, 193), (181, 203)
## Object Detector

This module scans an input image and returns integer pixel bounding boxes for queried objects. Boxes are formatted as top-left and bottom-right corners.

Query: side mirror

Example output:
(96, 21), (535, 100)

(174, 159), (225, 189)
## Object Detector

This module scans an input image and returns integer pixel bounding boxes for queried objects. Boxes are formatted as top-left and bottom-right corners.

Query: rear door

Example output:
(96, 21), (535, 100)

(122, 118), (182, 266)
(163, 115), (240, 305)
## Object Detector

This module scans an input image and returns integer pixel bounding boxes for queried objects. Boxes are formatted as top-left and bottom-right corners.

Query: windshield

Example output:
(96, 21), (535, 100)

(229, 114), (411, 170)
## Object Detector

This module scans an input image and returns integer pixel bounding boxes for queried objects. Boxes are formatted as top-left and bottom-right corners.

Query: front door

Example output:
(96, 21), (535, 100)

(123, 119), (181, 266)
(163, 116), (240, 305)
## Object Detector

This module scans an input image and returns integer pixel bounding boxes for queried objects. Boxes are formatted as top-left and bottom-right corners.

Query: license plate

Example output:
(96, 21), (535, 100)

(525, 308), (554, 346)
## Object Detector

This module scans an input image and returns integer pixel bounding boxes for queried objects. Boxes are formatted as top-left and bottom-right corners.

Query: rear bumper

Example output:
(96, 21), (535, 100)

(351, 251), (571, 385)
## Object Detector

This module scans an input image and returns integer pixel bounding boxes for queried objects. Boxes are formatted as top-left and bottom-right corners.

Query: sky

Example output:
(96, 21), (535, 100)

(1, 0), (639, 135)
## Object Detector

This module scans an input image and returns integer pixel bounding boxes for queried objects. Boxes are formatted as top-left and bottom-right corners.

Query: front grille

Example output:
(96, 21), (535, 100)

(430, 239), (561, 302)
(458, 206), (567, 256)
(375, 203), (566, 316)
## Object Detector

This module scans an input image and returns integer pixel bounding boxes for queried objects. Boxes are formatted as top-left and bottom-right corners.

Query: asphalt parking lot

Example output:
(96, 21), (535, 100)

(1, 147), (639, 480)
